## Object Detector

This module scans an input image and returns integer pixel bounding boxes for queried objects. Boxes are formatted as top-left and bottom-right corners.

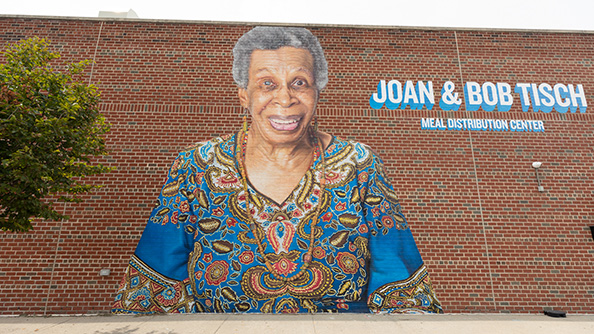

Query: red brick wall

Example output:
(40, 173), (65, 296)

(1, 16), (593, 314)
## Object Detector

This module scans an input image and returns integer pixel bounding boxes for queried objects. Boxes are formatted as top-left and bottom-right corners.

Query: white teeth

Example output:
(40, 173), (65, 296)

(271, 119), (298, 124)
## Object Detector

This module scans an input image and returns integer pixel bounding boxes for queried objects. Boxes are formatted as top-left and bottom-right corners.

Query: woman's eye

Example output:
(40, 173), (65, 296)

(293, 79), (306, 87)
(260, 80), (277, 90)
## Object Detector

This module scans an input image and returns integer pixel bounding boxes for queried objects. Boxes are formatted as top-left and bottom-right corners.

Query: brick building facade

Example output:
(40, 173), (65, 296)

(1, 15), (593, 314)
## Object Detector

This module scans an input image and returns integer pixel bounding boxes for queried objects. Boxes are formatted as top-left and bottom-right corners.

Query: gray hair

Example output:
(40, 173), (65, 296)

(232, 26), (328, 91)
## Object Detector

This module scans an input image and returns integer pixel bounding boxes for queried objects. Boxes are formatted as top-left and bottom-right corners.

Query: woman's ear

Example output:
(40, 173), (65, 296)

(238, 88), (249, 109)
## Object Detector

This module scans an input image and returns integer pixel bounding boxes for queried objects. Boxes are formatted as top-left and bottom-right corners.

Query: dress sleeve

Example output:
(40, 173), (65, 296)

(111, 151), (198, 314)
(360, 146), (443, 314)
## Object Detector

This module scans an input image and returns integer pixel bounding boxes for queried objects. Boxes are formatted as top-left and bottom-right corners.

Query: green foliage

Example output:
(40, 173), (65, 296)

(0, 38), (111, 232)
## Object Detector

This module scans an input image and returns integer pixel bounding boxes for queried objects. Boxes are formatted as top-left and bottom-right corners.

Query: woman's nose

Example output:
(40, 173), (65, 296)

(274, 84), (296, 107)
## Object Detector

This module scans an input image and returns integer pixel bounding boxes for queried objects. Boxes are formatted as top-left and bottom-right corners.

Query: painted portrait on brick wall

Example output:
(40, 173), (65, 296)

(111, 26), (442, 314)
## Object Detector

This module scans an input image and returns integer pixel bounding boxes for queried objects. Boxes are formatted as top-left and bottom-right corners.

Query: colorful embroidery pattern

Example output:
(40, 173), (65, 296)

(112, 134), (443, 314)
(368, 265), (442, 314)
(112, 255), (194, 313)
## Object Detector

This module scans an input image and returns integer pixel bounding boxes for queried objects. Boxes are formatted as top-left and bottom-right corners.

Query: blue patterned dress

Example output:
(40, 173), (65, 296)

(112, 133), (442, 314)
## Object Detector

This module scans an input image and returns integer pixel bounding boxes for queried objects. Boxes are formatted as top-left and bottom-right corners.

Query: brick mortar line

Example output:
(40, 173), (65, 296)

(96, 105), (594, 121)
(43, 207), (65, 316)
(87, 21), (103, 85)
(43, 20), (106, 316)
(455, 30), (498, 311)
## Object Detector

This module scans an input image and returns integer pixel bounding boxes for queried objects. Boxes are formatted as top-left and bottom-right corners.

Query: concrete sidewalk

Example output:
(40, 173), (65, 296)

(1, 314), (593, 334)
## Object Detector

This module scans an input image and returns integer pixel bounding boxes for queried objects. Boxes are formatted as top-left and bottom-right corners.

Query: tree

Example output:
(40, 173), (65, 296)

(0, 38), (111, 232)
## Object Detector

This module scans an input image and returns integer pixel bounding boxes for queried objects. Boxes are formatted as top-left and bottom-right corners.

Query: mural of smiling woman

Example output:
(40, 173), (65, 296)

(111, 26), (443, 314)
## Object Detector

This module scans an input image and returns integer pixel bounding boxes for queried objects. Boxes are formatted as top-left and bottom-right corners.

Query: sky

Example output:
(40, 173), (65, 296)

(2, 0), (594, 32)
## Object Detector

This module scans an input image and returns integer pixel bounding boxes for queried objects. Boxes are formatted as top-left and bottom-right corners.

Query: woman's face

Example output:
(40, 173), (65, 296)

(238, 47), (318, 147)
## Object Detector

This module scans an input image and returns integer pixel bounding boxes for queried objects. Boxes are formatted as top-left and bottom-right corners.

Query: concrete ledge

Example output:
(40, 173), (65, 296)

(1, 314), (593, 334)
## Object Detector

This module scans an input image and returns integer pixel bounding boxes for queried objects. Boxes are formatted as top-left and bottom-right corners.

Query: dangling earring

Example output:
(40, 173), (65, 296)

(309, 115), (319, 145)
(242, 109), (249, 133)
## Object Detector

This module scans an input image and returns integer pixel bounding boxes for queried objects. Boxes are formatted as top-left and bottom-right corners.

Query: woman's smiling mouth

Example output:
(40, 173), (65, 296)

(269, 116), (302, 131)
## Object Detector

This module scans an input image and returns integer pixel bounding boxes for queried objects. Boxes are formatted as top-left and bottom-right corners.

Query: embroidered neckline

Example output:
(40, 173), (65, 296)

(236, 127), (327, 282)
